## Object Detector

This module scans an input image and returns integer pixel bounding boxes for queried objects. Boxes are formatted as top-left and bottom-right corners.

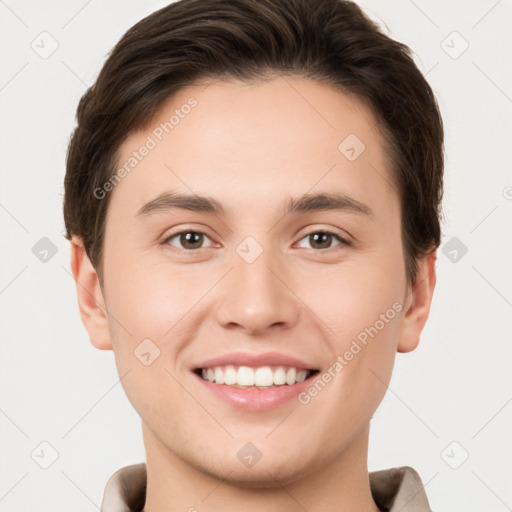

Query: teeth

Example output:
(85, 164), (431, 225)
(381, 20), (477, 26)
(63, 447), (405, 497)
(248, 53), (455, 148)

(199, 365), (313, 387)
(224, 365), (237, 385)
(237, 366), (255, 386)
(214, 367), (225, 385)
(296, 370), (308, 383)
(285, 367), (296, 385)
(255, 367), (274, 387)
(273, 367), (286, 385)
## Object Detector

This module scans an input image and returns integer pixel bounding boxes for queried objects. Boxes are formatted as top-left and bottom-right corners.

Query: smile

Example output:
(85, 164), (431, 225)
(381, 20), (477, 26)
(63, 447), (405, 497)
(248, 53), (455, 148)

(195, 365), (319, 388)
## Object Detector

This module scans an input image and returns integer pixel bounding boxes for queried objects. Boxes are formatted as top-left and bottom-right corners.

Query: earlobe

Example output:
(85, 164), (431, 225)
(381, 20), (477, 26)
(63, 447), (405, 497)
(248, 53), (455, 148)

(70, 236), (113, 350)
(397, 249), (437, 353)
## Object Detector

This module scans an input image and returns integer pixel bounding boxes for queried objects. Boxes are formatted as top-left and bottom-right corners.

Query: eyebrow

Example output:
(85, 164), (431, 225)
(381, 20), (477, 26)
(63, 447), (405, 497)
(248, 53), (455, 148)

(136, 190), (373, 218)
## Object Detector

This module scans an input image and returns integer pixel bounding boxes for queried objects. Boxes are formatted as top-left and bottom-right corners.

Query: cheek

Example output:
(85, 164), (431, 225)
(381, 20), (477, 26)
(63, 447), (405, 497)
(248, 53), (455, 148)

(103, 242), (198, 339)
(298, 249), (406, 397)
(297, 276), (403, 436)
(301, 252), (405, 345)
(102, 260), (194, 422)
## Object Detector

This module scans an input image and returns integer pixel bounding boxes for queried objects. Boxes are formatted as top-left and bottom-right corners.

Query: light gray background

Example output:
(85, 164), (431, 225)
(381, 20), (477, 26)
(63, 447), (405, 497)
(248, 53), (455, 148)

(1, 1), (511, 510)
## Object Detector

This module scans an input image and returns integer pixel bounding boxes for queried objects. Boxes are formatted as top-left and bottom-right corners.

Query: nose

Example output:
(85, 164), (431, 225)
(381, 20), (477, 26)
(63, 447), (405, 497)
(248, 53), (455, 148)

(214, 245), (300, 336)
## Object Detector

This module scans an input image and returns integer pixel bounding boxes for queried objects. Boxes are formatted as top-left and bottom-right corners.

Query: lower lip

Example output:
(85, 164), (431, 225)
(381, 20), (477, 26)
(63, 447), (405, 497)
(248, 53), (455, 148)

(193, 372), (317, 411)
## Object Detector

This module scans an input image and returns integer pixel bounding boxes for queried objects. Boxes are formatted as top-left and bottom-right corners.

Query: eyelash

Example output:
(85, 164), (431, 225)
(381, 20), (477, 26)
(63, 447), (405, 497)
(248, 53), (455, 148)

(162, 229), (351, 252)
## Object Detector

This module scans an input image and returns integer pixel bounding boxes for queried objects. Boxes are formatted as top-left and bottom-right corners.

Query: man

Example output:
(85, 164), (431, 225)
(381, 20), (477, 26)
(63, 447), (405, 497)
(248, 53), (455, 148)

(63, 0), (443, 510)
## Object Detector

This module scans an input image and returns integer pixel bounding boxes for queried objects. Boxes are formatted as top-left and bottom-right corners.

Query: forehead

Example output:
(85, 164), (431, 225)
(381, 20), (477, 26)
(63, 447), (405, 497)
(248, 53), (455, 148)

(109, 76), (396, 219)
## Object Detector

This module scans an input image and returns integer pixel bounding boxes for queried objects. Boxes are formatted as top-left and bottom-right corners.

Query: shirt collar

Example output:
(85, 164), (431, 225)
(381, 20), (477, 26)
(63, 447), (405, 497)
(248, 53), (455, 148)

(101, 463), (432, 512)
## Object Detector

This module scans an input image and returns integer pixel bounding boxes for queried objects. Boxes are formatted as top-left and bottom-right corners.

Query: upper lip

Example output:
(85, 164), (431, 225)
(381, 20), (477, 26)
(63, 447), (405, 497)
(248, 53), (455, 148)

(193, 351), (317, 371)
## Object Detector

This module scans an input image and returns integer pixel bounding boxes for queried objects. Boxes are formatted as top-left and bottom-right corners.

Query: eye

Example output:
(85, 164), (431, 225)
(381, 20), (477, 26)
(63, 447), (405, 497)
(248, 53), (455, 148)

(296, 230), (350, 250)
(163, 230), (214, 251)
(162, 229), (350, 252)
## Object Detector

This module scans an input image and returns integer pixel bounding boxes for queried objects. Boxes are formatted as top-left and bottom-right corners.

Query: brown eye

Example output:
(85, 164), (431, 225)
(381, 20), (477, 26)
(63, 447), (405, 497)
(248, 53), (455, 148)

(297, 231), (349, 250)
(165, 231), (212, 250)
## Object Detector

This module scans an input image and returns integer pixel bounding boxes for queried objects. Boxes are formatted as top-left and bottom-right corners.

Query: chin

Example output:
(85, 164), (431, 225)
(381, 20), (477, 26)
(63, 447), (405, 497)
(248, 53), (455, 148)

(194, 453), (315, 490)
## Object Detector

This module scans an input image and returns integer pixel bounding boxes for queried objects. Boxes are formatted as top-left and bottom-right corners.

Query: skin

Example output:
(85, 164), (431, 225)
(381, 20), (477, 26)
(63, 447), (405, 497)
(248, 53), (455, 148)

(70, 76), (436, 512)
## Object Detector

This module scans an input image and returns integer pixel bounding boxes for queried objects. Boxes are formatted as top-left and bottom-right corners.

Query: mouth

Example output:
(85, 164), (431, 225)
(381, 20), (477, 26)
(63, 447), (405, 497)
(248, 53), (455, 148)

(192, 363), (320, 411)
(190, 351), (321, 411)
(193, 365), (320, 389)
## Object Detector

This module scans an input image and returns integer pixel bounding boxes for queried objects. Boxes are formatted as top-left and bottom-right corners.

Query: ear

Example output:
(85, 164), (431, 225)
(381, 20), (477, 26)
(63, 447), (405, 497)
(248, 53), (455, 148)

(397, 249), (437, 353)
(69, 236), (113, 350)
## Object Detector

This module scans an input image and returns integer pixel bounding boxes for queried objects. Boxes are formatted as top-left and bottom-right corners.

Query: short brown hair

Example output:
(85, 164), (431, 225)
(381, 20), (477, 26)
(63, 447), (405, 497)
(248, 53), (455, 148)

(63, 0), (444, 285)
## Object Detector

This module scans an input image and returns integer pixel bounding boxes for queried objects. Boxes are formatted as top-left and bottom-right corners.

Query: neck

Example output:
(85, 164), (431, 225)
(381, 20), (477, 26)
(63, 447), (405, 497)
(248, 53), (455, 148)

(141, 423), (380, 512)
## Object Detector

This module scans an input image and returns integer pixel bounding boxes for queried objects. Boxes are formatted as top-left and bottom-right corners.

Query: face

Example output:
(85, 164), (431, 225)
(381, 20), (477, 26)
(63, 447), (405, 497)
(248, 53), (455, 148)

(74, 76), (435, 487)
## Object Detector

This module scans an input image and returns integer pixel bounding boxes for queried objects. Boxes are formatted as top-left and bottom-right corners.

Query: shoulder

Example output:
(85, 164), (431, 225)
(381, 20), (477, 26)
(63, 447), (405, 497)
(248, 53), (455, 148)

(369, 466), (433, 512)
(101, 463), (147, 512)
